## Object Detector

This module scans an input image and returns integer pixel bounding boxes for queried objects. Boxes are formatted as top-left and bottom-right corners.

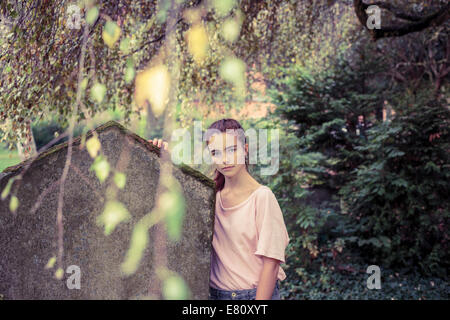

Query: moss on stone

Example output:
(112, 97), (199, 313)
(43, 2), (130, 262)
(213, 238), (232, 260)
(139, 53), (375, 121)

(2, 120), (215, 190)
(178, 164), (215, 190)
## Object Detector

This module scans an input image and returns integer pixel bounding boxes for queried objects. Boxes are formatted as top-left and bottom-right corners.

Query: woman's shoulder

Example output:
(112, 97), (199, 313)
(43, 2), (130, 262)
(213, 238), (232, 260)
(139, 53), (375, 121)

(254, 185), (283, 216)
(254, 184), (275, 198)
(256, 184), (270, 191)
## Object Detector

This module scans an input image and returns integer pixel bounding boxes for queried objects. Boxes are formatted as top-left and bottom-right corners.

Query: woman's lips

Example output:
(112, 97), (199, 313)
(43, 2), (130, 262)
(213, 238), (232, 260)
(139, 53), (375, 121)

(222, 166), (234, 170)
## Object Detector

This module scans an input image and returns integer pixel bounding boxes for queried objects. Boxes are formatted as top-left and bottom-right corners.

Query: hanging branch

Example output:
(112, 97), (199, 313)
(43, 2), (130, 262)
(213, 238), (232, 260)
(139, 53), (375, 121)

(55, 15), (91, 276)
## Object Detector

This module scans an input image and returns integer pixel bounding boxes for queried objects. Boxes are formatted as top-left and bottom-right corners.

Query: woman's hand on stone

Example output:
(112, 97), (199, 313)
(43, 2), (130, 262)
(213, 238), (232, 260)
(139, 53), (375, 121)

(148, 138), (169, 151)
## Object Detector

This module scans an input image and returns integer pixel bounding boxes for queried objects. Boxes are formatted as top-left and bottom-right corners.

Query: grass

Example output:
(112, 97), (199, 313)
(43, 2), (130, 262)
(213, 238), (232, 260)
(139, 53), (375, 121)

(0, 145), (20, 172)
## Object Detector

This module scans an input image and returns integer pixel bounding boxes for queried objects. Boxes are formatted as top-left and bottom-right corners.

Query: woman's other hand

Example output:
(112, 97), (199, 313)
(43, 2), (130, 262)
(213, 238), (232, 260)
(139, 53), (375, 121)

(148, 138), (169, 151)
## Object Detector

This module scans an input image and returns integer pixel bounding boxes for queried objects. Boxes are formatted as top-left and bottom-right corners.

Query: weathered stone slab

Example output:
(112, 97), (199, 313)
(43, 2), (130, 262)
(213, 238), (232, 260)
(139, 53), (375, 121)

(0, 120), (215, 299)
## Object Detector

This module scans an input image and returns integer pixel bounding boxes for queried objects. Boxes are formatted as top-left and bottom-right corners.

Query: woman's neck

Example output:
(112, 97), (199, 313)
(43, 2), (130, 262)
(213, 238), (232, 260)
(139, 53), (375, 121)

(223, 167), (258, 191)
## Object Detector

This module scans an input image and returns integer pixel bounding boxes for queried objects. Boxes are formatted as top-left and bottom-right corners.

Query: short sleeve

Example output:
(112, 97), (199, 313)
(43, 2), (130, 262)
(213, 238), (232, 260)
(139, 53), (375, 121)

(254, 188), (290, 263)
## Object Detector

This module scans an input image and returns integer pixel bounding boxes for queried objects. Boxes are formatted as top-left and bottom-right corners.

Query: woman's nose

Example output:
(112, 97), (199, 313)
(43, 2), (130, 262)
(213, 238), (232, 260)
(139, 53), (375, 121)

(222, 154), (229, 164)
(222, 153), (231, 164)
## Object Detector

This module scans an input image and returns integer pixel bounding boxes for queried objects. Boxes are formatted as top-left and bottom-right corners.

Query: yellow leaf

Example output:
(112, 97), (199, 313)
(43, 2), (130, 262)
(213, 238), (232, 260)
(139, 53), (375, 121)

(134, 64), (170, 117)
(102, 21), (121, 49)
(45, 256), (56, 269)
(86, 136), (101, 158)
(80, 77), (88, 91)
(54, 268), (64, 280)
(186, 24), (209, 63)
(183, 8), (202, 24)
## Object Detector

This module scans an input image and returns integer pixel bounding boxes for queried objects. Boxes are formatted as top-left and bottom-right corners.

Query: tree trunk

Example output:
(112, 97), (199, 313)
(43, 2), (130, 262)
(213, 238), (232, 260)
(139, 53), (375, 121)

(16, 119), (37, 161)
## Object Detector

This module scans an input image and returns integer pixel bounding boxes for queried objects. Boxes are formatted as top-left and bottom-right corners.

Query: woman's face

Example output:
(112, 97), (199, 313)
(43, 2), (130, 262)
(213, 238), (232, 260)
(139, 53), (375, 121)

(207, 132), (247, 177)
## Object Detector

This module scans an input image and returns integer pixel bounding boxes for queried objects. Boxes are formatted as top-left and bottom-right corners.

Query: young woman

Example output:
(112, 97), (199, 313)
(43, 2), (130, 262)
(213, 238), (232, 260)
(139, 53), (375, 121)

(149, 118), (290, 300)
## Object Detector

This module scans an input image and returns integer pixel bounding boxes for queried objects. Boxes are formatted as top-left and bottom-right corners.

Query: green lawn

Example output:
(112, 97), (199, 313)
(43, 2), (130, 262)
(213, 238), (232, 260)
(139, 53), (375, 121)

(0, 145), (21, 172)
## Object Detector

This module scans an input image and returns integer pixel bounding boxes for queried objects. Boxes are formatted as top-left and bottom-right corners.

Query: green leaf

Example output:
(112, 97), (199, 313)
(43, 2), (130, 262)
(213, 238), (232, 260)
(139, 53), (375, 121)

(124, 65), (135, 84)
(1, 177), (16, 200)
(379, 236), (391, 248)
(219, 57), (246, 88)
(54, 268), (64, 280)
(45, 256), (57, 269)
(105, 20), (117, 37)
(102, 21), (121, 48)
(370, 238), (382, 248)
(80, 77), (89, 91)
(162, 275), (190, 300)
(9, 195), (19, 213)
(121, 223), (149, 276)
(387, 149), (405, 158)
(119, 37), (131, 53)
(96, 200), (131, 236)
(126, 57), (134, 68)
(222, 18), (240, 42)
(94, 158), (110, 183)
(89, 155), (110, 183)
(86, 7), (99, 25)
(392, 178), (408, 188)
(160, 190), (186, 242)
(114, 172), (126, 189)
(358, 239), (368, 247)
(156, 0), (171, 23)
(212, 0), (236, 17)
(90, 82), (107, 103)
(424, 161), (440, 172)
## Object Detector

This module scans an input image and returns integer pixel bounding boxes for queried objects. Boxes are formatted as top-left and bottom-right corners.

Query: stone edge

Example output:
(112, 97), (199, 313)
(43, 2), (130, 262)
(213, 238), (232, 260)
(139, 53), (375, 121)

(1, 120), (216, 190)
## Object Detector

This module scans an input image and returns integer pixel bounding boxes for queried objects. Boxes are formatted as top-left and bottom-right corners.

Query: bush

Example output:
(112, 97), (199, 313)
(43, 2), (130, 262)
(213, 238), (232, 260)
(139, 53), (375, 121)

(280, 263), (449, 300)
(262, 40), (448, 288)
(339, 96), (449, 277)
(31, 116), (84, 150)
(259, 46), (389, 279)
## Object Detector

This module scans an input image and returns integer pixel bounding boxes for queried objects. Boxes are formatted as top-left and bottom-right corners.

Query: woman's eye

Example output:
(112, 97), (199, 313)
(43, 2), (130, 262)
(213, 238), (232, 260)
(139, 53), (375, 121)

(227, 148), (237, 153)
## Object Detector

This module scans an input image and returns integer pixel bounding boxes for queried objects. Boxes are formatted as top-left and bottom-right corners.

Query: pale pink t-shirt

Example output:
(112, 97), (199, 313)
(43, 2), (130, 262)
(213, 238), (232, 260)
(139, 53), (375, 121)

(209, 185), (290, 291)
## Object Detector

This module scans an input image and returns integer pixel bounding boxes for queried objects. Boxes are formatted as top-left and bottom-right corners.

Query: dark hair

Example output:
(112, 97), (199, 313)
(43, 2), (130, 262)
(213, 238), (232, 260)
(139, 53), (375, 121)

(205, 118), (249, 192)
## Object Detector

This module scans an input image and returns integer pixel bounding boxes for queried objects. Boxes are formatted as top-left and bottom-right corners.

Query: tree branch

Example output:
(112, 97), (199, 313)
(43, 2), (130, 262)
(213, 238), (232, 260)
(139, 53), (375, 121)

(364, 1), (429, 22)
(354, 0), (450, 40)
